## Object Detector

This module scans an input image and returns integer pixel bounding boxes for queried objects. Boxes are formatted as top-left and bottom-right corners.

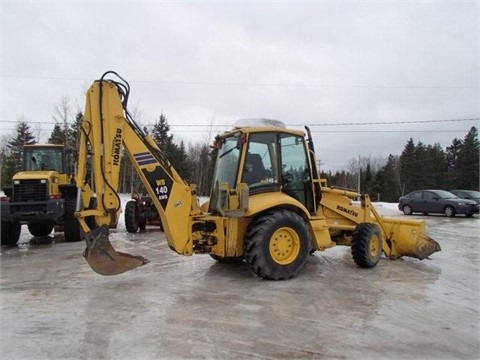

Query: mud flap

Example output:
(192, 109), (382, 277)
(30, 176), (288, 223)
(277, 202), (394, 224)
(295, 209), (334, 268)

(82, 225), (149, 275)
(380, 218), (441, 260)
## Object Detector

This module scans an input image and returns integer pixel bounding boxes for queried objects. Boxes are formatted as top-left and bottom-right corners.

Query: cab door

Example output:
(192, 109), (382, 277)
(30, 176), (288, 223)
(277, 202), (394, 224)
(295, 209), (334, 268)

(241, 131), (315, 213)
(278, 133), (315, 213)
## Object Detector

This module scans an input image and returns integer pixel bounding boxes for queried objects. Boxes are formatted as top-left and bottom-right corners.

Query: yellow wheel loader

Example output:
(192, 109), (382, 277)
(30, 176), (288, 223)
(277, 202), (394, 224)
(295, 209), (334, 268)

(75, 71), (440, 279)
(1, 144), (80, 245)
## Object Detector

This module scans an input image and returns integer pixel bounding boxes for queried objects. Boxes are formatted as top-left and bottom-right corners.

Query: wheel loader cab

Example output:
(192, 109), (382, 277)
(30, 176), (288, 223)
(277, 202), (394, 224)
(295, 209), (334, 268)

(209, 122), (317, 214)
(24, 145), (66, 172)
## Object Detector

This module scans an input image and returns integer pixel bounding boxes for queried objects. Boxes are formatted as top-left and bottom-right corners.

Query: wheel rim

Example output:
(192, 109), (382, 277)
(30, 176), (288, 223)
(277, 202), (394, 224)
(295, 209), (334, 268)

(370, 234), (381, 258)
(445, 207), (453, 216)
(269, 227), (300, 265)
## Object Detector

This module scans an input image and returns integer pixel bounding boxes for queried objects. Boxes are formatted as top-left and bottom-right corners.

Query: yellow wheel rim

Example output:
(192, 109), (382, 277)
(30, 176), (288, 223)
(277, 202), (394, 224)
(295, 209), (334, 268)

(269, 227), (300, 265)
(370, 234), (381, 258)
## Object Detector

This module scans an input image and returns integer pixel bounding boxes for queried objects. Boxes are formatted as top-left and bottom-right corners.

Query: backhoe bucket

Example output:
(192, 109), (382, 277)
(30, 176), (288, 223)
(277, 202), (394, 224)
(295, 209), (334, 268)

(380, 217), (441, 260)
(82, 226), (149, 275)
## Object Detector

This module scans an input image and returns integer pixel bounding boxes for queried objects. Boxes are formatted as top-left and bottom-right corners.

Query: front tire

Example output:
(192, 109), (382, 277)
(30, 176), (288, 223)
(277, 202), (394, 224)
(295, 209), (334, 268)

(1, 221), (21, 246)
(28, 223), (54, 237)
(244, 209), (310, 280)
(351, 223), (382, 268)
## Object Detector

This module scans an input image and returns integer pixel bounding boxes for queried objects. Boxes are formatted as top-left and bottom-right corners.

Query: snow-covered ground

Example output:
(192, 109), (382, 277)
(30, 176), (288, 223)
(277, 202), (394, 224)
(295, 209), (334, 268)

(1, 191), (479, 359)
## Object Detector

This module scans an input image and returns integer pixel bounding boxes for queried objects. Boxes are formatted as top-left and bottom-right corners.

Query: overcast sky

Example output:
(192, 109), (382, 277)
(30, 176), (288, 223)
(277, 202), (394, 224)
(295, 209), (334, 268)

(1, 1), (479, 171)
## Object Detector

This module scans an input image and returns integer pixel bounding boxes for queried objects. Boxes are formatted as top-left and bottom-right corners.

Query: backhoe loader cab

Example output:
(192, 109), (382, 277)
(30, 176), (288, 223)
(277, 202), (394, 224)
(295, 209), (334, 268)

(76, 71), (440, 279)
(209, 120), (317, 215)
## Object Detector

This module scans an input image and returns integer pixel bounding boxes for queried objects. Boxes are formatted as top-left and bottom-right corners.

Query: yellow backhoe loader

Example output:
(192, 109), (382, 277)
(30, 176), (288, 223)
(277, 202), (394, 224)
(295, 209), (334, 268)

(75, 71), (440, 280)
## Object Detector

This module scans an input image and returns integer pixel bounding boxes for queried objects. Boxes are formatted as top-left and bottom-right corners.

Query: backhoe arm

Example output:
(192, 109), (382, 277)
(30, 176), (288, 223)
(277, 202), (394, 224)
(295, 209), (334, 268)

(76, 72), (196, 275)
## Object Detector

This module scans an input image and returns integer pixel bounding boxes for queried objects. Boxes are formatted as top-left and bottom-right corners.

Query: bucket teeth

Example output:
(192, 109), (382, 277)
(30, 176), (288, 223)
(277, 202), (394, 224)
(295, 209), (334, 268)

(82, 225), (149, 276)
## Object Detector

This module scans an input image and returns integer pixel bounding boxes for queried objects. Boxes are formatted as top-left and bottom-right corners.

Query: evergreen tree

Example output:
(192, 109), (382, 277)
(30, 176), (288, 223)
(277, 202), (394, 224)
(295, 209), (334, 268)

(446, 138), (462, 188)
(372, 155), (401, 202)
(151, 113), (174, 151)
(423, 143), (447, 189)
(362, 163), (373, 195)
(151, 113), (189, 180)
(412, 141), (429, 189)
(48, 124), (65, 144)
(68, 111), (83, 163)
(399, 138), (416, 193)
(456, 126), (479, 189)
(1, 120), (36, 187)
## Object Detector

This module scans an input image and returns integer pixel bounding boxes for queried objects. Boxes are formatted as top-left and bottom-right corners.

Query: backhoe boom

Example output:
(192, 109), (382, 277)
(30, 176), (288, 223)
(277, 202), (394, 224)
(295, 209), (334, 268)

(76, 72), (198, 274)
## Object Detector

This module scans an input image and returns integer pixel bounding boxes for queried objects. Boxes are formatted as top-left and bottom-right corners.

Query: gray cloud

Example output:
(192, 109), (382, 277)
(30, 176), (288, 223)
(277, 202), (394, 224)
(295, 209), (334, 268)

(2, 1), (478, 171)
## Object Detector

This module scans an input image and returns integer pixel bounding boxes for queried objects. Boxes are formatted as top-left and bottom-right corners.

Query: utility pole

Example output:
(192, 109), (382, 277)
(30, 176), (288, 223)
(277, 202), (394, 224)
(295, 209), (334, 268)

(357, 155), (361, 195)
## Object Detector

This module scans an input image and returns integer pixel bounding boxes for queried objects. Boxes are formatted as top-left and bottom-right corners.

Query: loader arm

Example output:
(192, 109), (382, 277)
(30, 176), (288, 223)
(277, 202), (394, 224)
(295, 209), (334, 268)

(319, 186), (440, 260)
(76, 71), (198, 275)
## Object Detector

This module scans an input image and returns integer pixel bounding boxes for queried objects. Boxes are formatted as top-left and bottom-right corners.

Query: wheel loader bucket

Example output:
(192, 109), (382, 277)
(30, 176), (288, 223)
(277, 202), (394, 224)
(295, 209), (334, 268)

(379, 217), (441, 260)
(82, 225), (149, 276)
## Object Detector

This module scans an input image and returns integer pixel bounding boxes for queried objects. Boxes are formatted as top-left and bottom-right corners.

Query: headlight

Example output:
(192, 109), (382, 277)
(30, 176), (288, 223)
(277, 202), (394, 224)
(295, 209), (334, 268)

(456, 202), (466, 206)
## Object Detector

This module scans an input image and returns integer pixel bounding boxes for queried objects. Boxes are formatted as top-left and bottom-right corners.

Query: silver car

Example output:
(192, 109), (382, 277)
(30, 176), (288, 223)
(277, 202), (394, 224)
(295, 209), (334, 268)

(449, 190), (480, 205)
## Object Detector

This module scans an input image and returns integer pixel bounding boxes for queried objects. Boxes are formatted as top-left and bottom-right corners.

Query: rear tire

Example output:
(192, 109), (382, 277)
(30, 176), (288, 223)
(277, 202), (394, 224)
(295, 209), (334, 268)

(444, 206), (455, 218)
(351, 223), (382, 268)
(1, 221), (21, 246)
(64, 197), (81, 242)
(125, 201), (139, 233)
(402, 205), (413, 215)
(244, 209), (310, 280)
(28, 223), (54, 237)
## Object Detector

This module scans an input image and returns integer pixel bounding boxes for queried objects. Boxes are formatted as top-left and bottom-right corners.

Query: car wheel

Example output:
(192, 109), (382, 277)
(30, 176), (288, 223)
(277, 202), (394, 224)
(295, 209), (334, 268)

(444, 206), (455, 218)
(403, 205), (413, 215)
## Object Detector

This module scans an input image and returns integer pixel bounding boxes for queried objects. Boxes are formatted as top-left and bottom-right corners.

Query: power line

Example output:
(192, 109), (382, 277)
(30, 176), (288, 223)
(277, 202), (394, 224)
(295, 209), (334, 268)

(2, 74), (477, 89)
(302, 118), (480, 127)
(1, 117), (478, 128)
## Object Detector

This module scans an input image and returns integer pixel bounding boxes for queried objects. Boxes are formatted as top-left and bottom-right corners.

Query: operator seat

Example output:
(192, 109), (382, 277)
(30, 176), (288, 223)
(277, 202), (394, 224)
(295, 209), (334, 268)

(243, 153), (266, 185)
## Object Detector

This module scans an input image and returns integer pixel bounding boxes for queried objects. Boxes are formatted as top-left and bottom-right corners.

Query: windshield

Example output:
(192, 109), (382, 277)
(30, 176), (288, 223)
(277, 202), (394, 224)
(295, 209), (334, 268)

(435, 190), (458, 199)
(24, 147), (65, 172)
(213, 135), (241, 189)
(209, 134), (242, 213)
(460, 190), (480, 199)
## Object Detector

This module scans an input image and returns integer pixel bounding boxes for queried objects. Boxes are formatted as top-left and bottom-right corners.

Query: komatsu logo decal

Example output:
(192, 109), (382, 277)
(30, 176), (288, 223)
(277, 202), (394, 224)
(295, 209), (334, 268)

(336, 205), (358, 217)
(112, 129), (122, 166)
(134, 152), (157, 166)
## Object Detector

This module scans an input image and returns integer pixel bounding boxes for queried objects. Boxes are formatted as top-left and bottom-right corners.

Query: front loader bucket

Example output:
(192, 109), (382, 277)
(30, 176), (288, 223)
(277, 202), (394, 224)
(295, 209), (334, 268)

(82, 226), (149, 276)
(379, 217), (441, 260)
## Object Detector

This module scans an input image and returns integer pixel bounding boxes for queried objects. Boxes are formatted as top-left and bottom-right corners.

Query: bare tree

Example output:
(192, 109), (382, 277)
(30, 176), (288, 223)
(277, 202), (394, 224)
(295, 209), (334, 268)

(52, 96), (72, 147)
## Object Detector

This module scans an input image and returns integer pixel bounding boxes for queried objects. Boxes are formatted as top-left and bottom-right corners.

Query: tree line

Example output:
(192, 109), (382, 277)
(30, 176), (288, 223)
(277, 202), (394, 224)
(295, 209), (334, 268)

(320, 126), (479, 201)
(1, 109), (478, 202)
